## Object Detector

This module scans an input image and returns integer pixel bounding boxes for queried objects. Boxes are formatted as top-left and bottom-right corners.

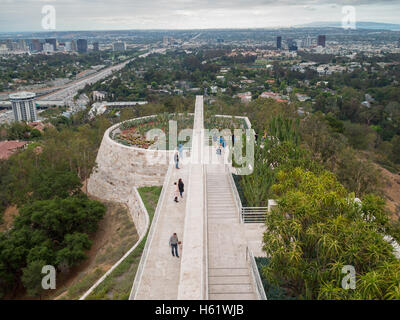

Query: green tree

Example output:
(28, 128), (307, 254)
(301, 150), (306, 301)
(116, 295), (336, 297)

(21, 260), (46, 298)
(56, 233), (91, 267)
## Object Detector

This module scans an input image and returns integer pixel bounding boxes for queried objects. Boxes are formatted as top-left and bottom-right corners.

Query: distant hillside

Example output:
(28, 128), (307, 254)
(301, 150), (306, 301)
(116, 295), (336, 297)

(297, 21), (400, 31)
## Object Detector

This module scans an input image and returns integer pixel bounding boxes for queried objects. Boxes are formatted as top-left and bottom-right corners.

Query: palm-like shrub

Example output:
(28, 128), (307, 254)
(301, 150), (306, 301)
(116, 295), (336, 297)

(263, 167), (400, 300)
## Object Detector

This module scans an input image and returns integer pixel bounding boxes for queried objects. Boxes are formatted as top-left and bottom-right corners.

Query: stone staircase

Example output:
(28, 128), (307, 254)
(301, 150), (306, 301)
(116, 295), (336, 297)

(206, 164), (257, 300)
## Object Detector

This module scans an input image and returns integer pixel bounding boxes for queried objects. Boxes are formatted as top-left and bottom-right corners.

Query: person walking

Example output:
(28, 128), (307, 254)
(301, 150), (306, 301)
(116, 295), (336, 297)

(169, 233), (179, 258)
(174, 151), (179, 169)
(173, 182), (179, 203)
(178, 178), (184, 198)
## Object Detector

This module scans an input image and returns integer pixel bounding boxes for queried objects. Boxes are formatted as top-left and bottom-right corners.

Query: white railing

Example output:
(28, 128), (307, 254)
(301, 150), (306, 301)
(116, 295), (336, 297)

(226, 165), (243, 223)
(246, 247), (267, 300)
(226, 166), (268, 223)
(242, 207), (268, 223)
(129, 164), (174, 300)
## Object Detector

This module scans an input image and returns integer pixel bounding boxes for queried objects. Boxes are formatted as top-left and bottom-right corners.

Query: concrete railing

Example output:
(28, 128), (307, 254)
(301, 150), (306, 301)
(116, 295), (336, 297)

(129, 164), (174, 300)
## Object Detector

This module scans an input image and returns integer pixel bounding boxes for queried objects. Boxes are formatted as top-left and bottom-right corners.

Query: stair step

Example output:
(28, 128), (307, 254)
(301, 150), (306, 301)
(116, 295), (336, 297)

(209, 276), (251, 285)
(209, 284), (253, 294)
(208, 293), (256, 300)
(209, 268), (249, 277)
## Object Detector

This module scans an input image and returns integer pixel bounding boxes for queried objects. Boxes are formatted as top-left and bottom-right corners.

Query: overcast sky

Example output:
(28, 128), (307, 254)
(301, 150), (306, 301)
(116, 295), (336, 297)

(0, 0), (399, 32)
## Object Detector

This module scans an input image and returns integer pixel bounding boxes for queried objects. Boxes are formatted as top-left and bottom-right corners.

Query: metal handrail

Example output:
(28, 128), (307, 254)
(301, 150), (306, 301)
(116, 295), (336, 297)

(129, 164), (174, 300)
(247, 247), (267, 300)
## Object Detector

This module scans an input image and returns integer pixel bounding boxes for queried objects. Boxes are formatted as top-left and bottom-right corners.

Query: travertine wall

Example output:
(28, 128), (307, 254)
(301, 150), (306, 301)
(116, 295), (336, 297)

(127, 188), (149, 237)
(88, 119), (174, 202)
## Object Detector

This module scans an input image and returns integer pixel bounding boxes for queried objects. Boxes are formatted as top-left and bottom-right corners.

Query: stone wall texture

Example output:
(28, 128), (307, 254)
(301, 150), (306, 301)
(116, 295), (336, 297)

(88, 119), (174, 202)
(87, 118), (174, 234)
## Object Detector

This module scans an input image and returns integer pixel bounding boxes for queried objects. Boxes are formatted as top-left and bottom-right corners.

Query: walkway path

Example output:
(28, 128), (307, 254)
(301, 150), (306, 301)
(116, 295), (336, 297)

(133, 162), (189, 300)
(132, 95), (258, 300)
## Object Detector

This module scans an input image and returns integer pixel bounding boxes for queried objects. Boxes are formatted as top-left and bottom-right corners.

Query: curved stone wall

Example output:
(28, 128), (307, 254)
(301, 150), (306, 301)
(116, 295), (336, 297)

(88, 117), (174, 202)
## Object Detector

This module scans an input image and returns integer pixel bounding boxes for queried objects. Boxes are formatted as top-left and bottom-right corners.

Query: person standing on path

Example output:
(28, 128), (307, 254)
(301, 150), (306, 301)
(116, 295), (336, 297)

(173, 182), (179, 203)
(178, 179), (184, 198)
(169, 233), (179, 258)
(174, 151), (179, 169)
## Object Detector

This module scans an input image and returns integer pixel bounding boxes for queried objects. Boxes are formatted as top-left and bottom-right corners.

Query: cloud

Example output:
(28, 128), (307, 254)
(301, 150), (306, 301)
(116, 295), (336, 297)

(0, 0), (399, 31)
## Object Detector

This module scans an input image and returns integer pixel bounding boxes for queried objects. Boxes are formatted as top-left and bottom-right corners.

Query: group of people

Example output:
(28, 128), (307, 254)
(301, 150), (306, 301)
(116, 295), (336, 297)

(170, 151), (185, 258)
(173, 179), (184, 203)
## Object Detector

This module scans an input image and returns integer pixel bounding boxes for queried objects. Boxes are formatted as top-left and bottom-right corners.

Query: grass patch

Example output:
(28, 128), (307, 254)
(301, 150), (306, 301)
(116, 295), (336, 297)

(85, 186), (162, 300)
(60, 268), (105, 300)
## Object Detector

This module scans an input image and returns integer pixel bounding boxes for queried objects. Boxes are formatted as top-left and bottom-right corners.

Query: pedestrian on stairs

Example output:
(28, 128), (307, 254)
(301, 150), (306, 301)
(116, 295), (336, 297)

(169, 233), (179, 258)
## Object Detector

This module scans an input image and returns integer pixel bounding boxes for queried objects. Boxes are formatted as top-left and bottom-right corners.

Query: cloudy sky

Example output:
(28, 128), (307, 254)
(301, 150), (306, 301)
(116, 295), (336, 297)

(0, 0), (399, 32)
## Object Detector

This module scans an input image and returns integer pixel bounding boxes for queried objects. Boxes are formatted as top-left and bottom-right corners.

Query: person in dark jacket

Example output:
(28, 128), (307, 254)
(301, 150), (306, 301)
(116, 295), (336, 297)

(178, 179), (184, 198)
(174, 151), (179, 169)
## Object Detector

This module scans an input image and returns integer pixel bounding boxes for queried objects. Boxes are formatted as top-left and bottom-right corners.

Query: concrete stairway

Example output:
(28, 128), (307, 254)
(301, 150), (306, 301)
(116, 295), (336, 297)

(206, 164), (257, 300)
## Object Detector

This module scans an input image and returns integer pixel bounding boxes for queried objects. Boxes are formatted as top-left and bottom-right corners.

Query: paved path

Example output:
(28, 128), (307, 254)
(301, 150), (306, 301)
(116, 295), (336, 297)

(134, 163), (189, 299)
(133, 95), (259, 300)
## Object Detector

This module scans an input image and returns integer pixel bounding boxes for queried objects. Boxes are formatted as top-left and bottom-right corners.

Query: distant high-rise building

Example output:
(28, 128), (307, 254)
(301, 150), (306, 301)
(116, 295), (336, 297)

(93, 42), (99, 51)
(45, 38), (57, 51)
(5, 39), (13, 50)
(302, 35), (312, 48)
(113, 41), (126, 51)
(317, 35), (326, 47)
(43, 43), (54, 53)
(276, 36), (282, 49)
(9, 92), (37, 122)
(71, 40), (77, 52)
(77, 39), (88, 53)
(287, 39), (298, 51)
(17, 39), (27, 51)
(32, 39), (42, 52)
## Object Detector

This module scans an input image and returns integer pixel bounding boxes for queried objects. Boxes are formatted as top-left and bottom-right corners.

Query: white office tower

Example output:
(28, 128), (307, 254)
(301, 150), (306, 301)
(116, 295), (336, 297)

(43, 43), (54, 53)
(302, 36), (312, 48)
(9, 92), (38, 122)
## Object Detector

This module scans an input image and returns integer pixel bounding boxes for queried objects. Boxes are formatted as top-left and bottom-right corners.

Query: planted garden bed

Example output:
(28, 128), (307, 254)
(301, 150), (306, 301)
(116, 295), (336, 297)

(111, 113), (194, 150)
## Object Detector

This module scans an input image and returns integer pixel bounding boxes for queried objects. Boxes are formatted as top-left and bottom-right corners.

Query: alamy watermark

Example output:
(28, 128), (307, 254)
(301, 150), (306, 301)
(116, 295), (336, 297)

(342, 6), (356, 30)
(41, 265), (56, 290)
(341, 265), (356, 290)
(143, 121), (255, 176)
(41, 5), (56, 30)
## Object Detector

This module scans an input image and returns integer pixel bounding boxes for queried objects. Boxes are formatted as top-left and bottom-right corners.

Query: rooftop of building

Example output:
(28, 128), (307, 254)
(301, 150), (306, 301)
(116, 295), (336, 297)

(9, 91), (36, 100)
(0, 140), (28, 160)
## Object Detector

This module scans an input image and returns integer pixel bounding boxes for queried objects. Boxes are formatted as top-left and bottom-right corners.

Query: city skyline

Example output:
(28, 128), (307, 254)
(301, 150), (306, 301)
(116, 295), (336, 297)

(1, 0), (400, 32)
